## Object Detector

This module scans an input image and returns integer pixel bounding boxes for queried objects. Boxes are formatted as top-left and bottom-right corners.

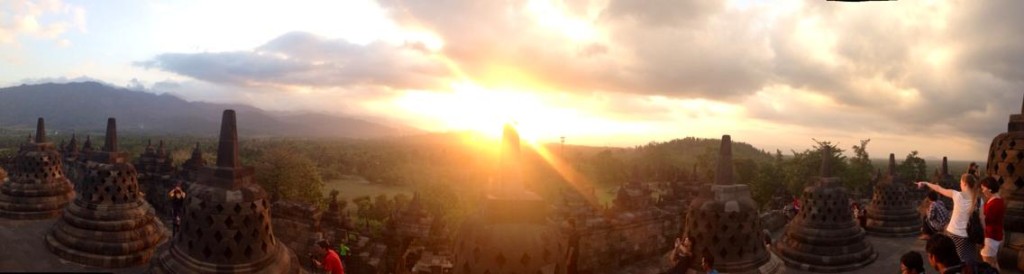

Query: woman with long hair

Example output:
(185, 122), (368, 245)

(917, 172), (981, 263)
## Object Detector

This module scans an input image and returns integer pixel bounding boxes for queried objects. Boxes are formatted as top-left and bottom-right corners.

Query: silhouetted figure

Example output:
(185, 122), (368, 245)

(701, 249), (718, 274)
(664, 235), (695, 274)
(167, 181), (186, 235)
(925, 234), (997, 274)
(900, 251), (924, 274)
(566, 218), (580, 274)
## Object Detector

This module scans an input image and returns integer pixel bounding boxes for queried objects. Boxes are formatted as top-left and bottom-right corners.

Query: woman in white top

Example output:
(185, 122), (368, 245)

(917, 172), (981, 263)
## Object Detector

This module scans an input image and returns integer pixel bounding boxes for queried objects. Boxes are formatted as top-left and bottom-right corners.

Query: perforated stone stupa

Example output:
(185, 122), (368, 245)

(0, 118), (75, 219)
(683, 135), (782, 274)
(45, 118), (167, 267)
(150, 109), (299, 273)
(774, 146), (876, 272)
(453, 124), (566, 274)
(864, 153), (921, 237)
(990, 95), (1024, 271)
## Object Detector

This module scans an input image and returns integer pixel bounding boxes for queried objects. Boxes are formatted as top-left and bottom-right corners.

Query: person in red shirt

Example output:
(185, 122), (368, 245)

(311, 240), (345, 274)
(980, 176), (1005, 272)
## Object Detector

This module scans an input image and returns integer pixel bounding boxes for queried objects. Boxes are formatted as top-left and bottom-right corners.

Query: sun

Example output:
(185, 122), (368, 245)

(393, 81), (565, 145)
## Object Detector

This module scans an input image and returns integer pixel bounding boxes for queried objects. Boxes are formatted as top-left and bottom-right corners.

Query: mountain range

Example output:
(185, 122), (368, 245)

(0, 82), (409, 138)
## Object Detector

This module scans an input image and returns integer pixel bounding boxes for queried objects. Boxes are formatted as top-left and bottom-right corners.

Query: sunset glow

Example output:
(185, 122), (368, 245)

(2, 0), (1021, 160)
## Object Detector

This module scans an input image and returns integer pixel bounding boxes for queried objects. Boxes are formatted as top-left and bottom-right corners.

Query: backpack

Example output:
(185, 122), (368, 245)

(967, 198), (985, 245)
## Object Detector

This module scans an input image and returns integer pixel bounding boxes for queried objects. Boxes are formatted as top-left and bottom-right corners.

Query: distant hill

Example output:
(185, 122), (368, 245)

(0, 82), (407, 138)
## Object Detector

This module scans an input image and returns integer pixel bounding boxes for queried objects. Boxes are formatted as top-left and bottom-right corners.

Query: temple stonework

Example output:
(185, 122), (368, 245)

(136, 140), (175, 175)
(683, 135), (783, 274)
(0, 118), (75, 219)
(453, 124), (566, 274)
(990, 95), (1024, 271)
(180, 142), (208, 182)
(774, 146), (876, 272)
(150, 109), (300, 273)
(45, 118), (168, 267)
(864, 154), (921, 237)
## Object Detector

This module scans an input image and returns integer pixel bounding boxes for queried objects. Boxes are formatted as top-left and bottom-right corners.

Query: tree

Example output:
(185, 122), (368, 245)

(781, 140), (847, 196)
(844, 139), (874, 198)
(254, 146), (326, 207)
(372, 194), (393, 222)
(353, 195), (373, 229)
(393, 194), (411, 213)
(750, 151), (785, 209)
(898, 151), (928, 182)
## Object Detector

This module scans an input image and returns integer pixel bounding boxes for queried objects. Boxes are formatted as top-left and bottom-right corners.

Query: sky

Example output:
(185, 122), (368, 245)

(1, 0), (1022, 161)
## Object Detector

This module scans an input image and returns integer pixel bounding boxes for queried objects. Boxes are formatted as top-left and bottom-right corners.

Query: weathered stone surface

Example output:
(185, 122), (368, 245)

(0, 118), (76, 220)
(136, 140), (175, 175)
(774, 147), (876, 272)
(683, 135), (783, 274)
(991, 95), (1024, 272)
(179, 142), (207, 182)
(864, 153), (921, 237)
(149, 110), (299, 273)
(45, 117), (167, 268)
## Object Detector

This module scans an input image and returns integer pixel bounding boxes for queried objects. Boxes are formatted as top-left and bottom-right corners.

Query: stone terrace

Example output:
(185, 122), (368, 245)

(0, 217), (156, 273)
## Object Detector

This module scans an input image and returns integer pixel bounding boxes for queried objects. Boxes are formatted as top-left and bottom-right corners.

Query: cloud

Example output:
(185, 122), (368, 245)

(137, 31), (452, 90)
(0, 0), (86, 45)
(136, 0), (1024, 158)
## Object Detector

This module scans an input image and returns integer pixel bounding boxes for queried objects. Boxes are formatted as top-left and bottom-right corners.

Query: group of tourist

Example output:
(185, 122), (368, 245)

(901, 234), (999, 274)
(906, 163), (1006, 273)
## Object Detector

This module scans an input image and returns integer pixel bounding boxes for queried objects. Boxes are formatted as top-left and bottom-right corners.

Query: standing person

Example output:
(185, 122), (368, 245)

(311, 240), (345, 274)
(980, 176), (1006, 271)
(922, 191), (951, 240)
(664, 235), (695, 274)
(566, 218), (580, 274)
(168, 182), (187, 219)
(701, 249), (718, 274)
(917, 172), (982, 263)
(900, 251), (925, 274)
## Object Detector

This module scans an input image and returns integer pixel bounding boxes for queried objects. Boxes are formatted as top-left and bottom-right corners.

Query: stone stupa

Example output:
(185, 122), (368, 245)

(683, 135), (783, 274)
(0, 118), (75, 219)
(45, 118), (167, 267)
(149, 109), (299, 273)
(774, 146), (876, 272)
(988, 95), (1024, 271)
(864, 153), (921, 237)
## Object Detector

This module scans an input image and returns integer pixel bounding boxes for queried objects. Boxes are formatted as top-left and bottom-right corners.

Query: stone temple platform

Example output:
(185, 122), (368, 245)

(614, 232), (1024, 274)
(0, 217), (158, 273)
(3, 209), (1022, 273)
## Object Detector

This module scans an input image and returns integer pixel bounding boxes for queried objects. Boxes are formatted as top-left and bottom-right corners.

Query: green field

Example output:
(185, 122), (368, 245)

(323, 175), (416, 201)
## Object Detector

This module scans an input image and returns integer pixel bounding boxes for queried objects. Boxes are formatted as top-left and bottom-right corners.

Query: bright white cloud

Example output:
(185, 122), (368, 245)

(0, 0), (86, 45)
